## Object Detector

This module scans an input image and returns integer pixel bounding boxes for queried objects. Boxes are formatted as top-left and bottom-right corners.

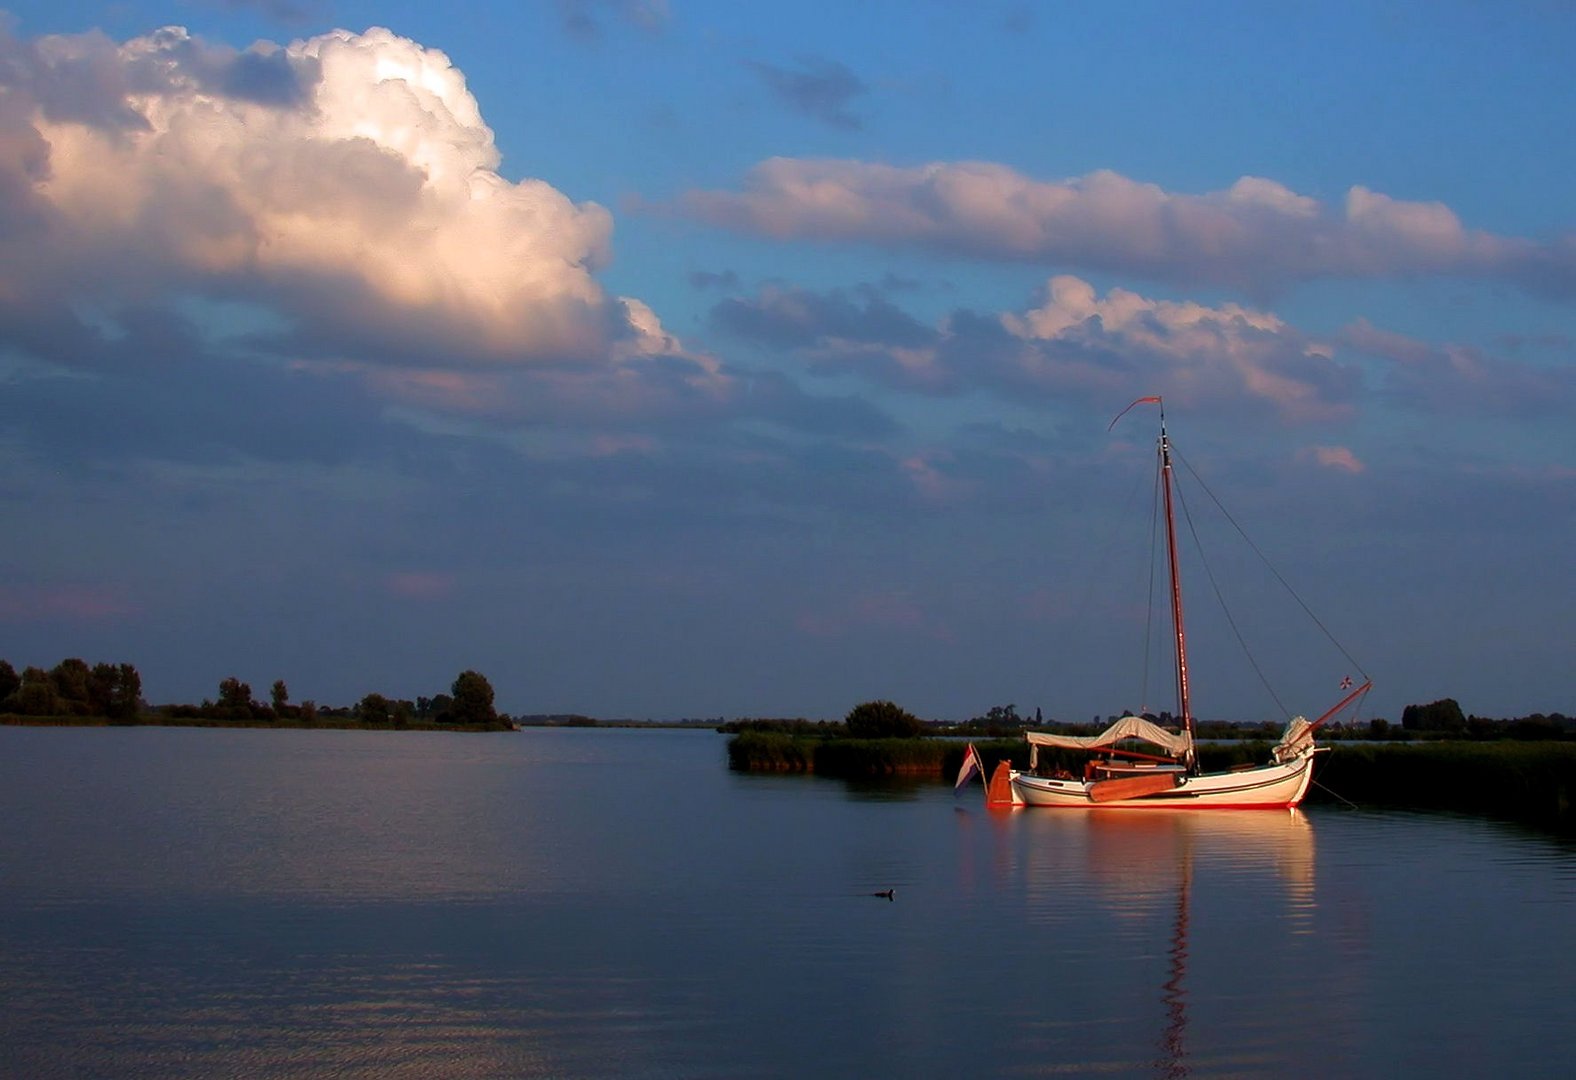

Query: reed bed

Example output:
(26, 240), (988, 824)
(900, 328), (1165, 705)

(1313, 741), (1576, 829)
(728, 732), (1576, 830)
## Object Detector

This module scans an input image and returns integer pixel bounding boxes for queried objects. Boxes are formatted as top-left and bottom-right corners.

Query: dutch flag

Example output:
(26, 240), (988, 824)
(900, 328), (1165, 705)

(954, 743), (983, 794)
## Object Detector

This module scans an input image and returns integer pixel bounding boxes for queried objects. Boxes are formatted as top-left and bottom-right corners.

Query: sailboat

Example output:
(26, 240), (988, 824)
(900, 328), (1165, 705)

(983, 396), (1370, 809)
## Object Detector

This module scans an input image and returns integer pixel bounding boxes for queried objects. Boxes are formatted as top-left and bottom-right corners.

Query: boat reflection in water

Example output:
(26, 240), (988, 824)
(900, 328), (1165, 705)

(986, 809), (1315, 1077)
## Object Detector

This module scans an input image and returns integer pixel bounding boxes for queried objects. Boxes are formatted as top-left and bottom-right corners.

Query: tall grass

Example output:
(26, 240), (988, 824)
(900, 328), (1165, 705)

(729, 732), (1576, 830)
(1313, 741), (1576, 829)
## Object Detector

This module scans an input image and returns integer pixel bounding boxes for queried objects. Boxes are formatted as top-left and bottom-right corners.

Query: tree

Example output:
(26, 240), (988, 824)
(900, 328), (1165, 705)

(845, 699), (922, 739)
(218, 677), (253, 714)
(984, 704), (1021, 727)
(114, 664), (141, 719)
(15, 667), (59, 716)
(89, 662), (142, 720)
(51, 658), (93, 714)
(0, 659), (20, 705)
(89, 663), (118, 716)
(358, 693), (391, 724)
(271, 680), (289, 714)
(1401, 698), (1466, 733)
(449, 670), (497, 726)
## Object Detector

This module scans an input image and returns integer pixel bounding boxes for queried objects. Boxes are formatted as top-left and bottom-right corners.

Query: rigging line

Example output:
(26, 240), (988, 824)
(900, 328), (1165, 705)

(1142, 442), (1162, 714)
(1064, 449), (1154, 626)
(1171, 462), (1292, 721)
(1312, 776), (1361, 810)
(1172, 448), (1370, 680)
(1061, 446), (1153, 716)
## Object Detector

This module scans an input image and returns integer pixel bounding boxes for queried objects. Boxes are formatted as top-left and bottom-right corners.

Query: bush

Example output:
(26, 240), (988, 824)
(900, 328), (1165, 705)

(845, 700), (922, 739)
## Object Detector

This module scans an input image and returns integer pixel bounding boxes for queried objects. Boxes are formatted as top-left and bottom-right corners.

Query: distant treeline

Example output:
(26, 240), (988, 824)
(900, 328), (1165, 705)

(0, 657), (512, 731)
(720, 697), (1575, 743)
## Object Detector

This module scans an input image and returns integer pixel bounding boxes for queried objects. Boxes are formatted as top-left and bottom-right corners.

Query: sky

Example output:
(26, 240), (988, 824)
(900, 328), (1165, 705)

(0, 0), (1571, 724)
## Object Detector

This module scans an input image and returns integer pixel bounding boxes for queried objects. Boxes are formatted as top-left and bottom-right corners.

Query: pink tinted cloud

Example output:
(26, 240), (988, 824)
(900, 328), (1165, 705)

(1343, 318), (1576, 417)
(795, 591), (954, 641)
(901, 453), (971, 503)
(589, 433), (659, 457)
(0, 584), (136, 621)
(674, 159), (1550, 293)
(994, 276), (1357, 423)
(719, 274), (1358, 422)
(346, 350), (731, 427)
(1299, 445), (1366, 473)
(385, 572), (454, 600)
(370, 369), (507, 414)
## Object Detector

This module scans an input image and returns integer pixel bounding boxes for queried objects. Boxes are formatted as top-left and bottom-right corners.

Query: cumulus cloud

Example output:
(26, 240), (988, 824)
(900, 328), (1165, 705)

(672, 159), (1567, 294)
(0, 22), (692, 386)
(1343, 318), (1576, 418)
(715, 274), (1358, 422)
(995, 276), (1356, 421)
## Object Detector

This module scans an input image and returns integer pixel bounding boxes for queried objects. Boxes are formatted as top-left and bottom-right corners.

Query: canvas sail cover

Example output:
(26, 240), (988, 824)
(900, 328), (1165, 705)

(1025, 716), (1193, 766)
(1272, 716), (1314, 763)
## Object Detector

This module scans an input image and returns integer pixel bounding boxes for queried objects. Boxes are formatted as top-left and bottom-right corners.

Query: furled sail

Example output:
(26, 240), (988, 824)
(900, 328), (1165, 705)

(1271, 717), (1315, 764)
(1025, 716), (1193, 768)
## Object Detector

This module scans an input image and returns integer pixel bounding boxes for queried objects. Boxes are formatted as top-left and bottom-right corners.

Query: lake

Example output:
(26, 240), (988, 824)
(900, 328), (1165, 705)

(2, 726), (1574, 1078)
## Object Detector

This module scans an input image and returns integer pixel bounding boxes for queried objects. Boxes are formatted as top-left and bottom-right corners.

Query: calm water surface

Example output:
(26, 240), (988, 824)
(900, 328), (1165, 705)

(2, 726), (1574, 1078)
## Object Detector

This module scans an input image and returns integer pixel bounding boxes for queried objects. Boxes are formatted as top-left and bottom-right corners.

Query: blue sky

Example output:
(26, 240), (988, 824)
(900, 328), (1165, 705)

(1, 0), (1571, 723)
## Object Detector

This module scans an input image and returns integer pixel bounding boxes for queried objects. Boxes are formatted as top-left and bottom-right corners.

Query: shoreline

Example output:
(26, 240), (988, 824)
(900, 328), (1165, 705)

(727, 731), (1576, 832)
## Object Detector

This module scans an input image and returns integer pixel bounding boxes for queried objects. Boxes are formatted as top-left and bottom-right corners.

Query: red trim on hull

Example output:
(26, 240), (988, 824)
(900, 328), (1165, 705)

(1002, 800), (1301, 811)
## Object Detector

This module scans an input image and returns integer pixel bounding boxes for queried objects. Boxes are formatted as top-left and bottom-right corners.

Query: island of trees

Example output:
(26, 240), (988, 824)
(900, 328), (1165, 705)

(722, 697), (1576, 833)
(0, 657), (511, 732)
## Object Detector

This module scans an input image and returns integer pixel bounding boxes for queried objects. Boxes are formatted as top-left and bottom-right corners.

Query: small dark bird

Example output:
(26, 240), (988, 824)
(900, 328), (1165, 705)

(872, 889), (894, 901)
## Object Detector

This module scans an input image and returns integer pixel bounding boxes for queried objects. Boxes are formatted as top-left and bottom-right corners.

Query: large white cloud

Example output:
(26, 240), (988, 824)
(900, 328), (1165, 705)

(674, 158), (1561, 294)
(0, 23), (684, 368)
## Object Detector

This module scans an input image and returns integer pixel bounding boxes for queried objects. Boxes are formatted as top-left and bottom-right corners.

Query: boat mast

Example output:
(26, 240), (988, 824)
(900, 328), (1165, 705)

(1109, 395), (1196, 764)
(1157, 407), (1196, 756)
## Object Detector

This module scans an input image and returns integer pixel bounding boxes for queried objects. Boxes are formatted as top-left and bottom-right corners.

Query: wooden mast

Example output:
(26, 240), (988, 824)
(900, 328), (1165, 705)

(1157, 405), (1196, 764)
(1109, 395), (1195, 768)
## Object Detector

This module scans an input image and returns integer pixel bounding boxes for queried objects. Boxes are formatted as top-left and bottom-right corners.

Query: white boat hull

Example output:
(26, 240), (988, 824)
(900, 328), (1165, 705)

(1003, 754), (1317, 810)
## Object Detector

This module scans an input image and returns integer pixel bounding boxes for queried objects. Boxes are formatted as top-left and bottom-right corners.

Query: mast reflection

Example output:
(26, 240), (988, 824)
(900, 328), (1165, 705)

(996, 808), (1315, 1077)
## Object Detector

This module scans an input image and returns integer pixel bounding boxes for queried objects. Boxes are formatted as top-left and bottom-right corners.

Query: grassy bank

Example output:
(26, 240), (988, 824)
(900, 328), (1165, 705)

(0, 714), (511, 733)
(1313, 741), (1576, 829)
(728, 732), (1576, 830)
